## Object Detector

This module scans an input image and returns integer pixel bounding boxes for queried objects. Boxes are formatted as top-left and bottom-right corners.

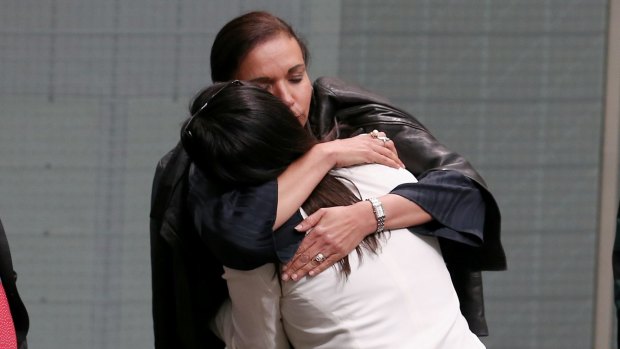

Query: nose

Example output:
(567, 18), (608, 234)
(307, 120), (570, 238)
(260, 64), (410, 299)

(273, 83), (295, 108)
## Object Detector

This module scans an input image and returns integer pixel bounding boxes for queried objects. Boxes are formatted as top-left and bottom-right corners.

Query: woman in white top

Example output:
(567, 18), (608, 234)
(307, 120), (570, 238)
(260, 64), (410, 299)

(183, 81), (485, 349)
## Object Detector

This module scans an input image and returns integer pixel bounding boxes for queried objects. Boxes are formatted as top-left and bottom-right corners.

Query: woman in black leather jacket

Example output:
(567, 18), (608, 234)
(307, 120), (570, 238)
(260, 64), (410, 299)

(149, 10), (506, 349)
(183, 81), (485, 348)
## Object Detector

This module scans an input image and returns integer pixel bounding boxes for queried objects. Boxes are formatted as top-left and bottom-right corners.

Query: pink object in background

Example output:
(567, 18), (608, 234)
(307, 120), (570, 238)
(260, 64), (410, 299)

(0, 283), (17, 349)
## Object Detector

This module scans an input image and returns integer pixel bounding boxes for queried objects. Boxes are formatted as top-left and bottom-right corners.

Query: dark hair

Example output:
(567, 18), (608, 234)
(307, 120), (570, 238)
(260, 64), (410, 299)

(182, 81), (312, 186)
(210, 11), (310, 82)
(181, 82), (381, 276)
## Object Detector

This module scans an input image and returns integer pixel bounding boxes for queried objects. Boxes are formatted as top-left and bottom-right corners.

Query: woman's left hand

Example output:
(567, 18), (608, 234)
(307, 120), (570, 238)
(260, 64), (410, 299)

(281, 202), (375, 281)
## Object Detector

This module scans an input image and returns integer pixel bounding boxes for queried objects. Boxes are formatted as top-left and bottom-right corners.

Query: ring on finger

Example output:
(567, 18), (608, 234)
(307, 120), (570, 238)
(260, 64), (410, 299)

(299, 254), (310, 264)
(377, 136), (390, 145)
(313, 253), (326, 263)
(370, 129), (380, 139)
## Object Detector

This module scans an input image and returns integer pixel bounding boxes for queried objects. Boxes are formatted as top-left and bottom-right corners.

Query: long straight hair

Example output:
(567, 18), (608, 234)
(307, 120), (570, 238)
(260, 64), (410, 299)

(182, 82), (381, 276)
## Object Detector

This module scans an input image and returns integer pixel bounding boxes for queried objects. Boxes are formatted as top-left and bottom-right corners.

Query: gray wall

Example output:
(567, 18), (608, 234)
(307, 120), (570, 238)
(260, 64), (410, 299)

(0, 1), (610, 348)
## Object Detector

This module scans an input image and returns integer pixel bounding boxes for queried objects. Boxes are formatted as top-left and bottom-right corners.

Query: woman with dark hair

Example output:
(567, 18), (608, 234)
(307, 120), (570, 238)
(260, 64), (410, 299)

(205, 10), (504, 280)
(182, 81), (484, 348)
(150, 10), (505, 349)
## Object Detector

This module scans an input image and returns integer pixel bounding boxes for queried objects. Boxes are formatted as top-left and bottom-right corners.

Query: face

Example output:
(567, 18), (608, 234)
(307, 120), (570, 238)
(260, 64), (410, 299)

(234, 33), (313, 126)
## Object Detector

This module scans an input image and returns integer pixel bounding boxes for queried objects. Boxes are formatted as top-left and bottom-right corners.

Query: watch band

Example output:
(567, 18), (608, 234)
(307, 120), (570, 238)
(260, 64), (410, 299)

(365, 197), (385, 234)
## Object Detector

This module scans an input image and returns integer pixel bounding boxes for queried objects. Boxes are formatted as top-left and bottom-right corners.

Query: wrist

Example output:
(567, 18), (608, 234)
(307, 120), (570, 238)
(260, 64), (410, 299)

(312, 142), (337, 168)
(365, 197), (386, 234)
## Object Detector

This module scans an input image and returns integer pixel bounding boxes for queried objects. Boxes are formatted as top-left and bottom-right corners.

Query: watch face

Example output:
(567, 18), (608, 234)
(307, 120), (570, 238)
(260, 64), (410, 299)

(366, 198), (386, 235)
(368, 197), (385, 218)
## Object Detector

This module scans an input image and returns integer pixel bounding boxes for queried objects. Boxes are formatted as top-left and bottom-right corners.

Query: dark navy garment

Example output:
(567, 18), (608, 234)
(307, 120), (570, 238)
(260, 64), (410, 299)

(188, 166), (485, 270)
(187, 165), (280, 270)
(392, 170), (485, 247)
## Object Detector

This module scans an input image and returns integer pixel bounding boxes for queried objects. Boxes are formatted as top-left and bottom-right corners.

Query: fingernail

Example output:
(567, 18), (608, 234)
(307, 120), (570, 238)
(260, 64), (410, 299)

(291, 274), (298, 281)
(282, 273), (289, 281)
(294, 224), (302, 231)
(309, 271), (315, 276)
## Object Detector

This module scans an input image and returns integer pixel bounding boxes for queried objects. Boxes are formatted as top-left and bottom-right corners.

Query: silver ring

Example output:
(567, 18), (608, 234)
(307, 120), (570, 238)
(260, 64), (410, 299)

(313, 253), (326, 263)
(377, 136), (390, 145)
(370, 129), (380, 138)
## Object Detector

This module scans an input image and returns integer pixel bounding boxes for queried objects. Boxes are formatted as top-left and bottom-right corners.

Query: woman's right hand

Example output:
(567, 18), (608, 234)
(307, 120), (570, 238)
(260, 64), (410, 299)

(318, 132), (404, 169)
(274, 131), (403, 229)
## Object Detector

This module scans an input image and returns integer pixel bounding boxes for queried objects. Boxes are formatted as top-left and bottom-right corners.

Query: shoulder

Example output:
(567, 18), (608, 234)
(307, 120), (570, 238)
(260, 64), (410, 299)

(313, 76), (391, 105)
(150, 142), (190, 219)
(310, 77), (414, 138)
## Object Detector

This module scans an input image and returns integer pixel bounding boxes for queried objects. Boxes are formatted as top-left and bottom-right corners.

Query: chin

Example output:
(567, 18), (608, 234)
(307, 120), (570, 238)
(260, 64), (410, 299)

(297, 115), (308, 126)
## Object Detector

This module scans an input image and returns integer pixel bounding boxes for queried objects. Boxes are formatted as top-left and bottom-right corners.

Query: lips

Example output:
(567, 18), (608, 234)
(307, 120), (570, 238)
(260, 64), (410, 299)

(290, 107), (302, 119)
(294, 112), (307, 122)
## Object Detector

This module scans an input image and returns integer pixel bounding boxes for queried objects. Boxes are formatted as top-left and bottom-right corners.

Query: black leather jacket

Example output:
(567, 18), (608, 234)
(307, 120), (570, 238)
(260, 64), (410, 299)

(149, 77), (506, 349)
(310, 78), (505, 271)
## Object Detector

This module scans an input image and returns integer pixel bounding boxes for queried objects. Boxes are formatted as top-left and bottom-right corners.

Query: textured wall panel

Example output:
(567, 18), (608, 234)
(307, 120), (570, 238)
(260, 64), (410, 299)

(340, 1), (606, 348)
(0, 0), (611, 348)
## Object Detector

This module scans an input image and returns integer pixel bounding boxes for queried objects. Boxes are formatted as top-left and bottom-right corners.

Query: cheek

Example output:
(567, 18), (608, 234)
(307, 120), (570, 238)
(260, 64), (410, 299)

(296, 82), (313, 115)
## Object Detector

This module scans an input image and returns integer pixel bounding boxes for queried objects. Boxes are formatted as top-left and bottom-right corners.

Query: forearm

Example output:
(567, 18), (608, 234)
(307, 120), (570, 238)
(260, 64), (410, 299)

(350, 194), (431, 238)
(189, 135), (403, 268)
(379, 194), (432, 230)
(188, 144), (335, 267)
(391, 170), (486, 245)
(276, 132), (403, 229)
(275, 144), (335, 229)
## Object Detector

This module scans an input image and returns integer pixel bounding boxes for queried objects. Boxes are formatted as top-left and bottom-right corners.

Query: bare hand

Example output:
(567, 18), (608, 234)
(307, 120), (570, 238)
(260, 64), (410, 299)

(281, 202), (375, 281)
(320, 132), (404, 169)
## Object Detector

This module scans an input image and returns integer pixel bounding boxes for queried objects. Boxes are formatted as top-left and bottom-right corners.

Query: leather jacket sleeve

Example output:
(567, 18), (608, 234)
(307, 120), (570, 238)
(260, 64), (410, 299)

(150, 144), (227, 349)
(310, 78), (483, 180)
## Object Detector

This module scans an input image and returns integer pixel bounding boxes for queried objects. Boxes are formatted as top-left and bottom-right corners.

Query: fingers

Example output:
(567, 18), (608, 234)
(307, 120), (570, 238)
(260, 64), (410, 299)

(283, 248), (343, 281)
(282, 222), (341, 281)
(289, 253), (340, 281)
(281, 232), (347, 281)
(328, 132), (403, 168)
(369, 129), (387, 140)
(294, 209), (324, 233)
(369, 131), (391, 149)
(283, 205), (369, 281)
(382, 141), (404, 167)
(370, 142), (404, 169)
(307, 253), (341, 277)
(282, 239), (318, 280)
(368, 130), (405, 168)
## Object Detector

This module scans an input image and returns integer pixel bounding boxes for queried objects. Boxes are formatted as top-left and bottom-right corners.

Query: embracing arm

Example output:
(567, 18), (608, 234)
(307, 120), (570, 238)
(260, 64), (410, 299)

(282, 168), (488, 280)
(281, 192), (431, 280)
(188, 134), (402, 270)
(281, 77), (506, 280)
(274, 135), (403, 228)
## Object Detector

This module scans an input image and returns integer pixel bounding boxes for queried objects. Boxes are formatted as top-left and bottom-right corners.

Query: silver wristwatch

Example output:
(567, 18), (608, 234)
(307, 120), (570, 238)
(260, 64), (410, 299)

(365, 197), (385, 234)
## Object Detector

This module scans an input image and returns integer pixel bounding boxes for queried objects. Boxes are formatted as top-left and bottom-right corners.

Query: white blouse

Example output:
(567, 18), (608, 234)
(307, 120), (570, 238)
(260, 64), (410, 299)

(218, 164), (485, 349)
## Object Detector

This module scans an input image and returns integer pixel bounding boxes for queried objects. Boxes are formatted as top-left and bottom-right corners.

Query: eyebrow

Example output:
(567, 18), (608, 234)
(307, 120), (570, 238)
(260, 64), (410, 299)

(249, 64), (306, 84)
(288, 64), (305, 74)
